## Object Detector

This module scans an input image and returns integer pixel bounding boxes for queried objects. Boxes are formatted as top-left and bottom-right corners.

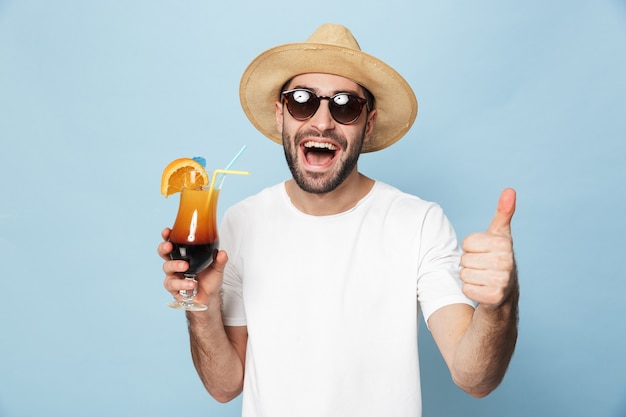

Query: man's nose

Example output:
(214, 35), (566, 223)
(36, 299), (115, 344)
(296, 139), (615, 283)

(308, 99), (335, 132)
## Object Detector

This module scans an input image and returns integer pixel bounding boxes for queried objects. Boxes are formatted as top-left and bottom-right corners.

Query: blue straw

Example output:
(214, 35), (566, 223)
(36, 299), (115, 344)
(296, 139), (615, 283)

(224, 145), (247, 170)
(218, 145), (247, 189)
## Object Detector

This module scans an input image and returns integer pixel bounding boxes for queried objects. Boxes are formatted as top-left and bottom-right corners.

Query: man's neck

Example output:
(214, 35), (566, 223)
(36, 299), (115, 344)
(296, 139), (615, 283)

(284, 171), (375, 216)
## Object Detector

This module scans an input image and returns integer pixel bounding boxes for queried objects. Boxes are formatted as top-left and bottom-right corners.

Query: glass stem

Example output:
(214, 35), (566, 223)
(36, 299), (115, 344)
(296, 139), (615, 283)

(180, 274), (198, 307)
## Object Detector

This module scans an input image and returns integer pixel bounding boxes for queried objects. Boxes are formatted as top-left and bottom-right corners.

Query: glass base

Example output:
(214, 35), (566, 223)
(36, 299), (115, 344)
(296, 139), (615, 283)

(167, 300), (208, 311)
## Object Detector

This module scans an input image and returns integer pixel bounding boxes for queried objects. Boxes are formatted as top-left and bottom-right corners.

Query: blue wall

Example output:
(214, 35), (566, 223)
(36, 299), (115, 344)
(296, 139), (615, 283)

(1, 1), (625, 416)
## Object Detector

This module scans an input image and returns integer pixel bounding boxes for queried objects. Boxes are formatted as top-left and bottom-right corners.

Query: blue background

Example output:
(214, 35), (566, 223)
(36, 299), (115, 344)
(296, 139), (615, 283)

(1, 1), (625, 416)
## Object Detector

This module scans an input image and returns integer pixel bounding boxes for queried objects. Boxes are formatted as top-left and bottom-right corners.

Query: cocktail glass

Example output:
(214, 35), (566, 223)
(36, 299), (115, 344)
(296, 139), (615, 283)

(167, 168), (248, 311)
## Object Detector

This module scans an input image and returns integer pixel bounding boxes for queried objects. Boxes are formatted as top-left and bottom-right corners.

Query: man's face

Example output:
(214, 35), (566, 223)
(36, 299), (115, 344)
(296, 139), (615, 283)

(275, 73), (377, 194)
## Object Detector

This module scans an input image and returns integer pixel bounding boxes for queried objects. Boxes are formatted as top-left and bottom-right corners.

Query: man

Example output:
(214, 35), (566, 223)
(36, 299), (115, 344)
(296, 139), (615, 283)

(159, 24), (518, 417)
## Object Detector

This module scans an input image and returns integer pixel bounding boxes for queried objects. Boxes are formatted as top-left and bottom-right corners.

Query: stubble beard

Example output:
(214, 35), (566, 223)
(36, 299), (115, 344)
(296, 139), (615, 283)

(282, 127), (366, 194)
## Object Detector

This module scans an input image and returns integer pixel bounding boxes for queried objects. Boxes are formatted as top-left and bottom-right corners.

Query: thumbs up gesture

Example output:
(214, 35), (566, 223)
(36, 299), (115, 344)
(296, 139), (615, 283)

(460, 188), (518, 308)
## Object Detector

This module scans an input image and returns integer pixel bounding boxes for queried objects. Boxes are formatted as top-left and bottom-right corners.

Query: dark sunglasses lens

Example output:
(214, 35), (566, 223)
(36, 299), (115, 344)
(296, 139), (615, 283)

(286, 90), (320, 120)
(330, 94), (364, 124)
(283, 90), (366, 124)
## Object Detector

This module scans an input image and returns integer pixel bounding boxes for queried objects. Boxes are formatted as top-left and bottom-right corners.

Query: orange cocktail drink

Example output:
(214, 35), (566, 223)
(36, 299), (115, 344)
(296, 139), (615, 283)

(169, 187), (220, 276)
(162, 156), (248, 311)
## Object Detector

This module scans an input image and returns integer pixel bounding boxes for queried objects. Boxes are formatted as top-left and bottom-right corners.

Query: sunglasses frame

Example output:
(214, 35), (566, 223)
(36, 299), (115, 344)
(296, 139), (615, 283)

(281, 88), (370, 125)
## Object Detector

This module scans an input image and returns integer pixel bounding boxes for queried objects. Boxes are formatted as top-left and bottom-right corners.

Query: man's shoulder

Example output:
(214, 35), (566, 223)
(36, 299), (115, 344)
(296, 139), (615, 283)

(371, 181), (437, 210)
(225, 182), (285, 216)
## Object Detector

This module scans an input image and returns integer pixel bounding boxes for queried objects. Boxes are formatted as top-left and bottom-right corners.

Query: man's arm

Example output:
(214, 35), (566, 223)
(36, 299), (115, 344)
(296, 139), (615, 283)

(428, 288), (518, 397)
(160, 231), (247, 402)
(428, 188), (519, 397)
(187, 315), (247, 403)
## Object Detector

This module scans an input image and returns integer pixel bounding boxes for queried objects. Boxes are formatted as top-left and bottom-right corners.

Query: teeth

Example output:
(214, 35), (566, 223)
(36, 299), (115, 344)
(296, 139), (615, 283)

(303, 141), (337, 150)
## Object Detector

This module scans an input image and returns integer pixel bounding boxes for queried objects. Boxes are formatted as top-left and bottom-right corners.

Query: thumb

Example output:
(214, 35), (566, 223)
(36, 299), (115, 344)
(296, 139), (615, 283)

(212, 249), (229, 274)
(487, 188), (516, 235)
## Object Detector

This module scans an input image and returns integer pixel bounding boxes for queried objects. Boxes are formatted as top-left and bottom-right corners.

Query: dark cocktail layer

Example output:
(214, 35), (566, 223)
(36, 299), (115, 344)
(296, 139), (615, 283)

(169, 241), (218, 275)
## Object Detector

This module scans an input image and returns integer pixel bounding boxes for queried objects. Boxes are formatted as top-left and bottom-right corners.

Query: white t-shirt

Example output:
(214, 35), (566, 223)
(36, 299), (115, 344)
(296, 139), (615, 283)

(220, 181), (473, 417)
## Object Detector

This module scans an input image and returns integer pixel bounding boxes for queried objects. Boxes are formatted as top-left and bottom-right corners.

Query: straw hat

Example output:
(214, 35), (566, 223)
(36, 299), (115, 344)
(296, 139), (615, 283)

(239, 23), (418, 153)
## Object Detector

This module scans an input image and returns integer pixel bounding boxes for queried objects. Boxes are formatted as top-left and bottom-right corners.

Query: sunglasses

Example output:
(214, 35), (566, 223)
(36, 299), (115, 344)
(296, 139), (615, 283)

(281, 88), (370, 125)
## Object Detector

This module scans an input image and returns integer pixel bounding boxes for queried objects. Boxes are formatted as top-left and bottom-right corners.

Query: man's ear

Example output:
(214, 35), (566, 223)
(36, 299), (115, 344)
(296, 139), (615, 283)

(363, 109), (377, 144)
(275, 101), (284, 134)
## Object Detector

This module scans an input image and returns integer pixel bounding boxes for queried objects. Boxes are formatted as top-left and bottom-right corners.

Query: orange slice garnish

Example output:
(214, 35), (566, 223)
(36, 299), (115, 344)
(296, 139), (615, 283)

(160, 158), (209, 197)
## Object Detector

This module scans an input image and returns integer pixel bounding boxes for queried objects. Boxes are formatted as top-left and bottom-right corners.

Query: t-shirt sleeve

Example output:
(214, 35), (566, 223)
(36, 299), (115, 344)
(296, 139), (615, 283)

(416, 204), (474, 326)
(219, 208), (247, 327)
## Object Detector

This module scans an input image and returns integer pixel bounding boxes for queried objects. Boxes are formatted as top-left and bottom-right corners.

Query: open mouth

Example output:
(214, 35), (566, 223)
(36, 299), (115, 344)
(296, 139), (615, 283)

(302, 140), (339, 167)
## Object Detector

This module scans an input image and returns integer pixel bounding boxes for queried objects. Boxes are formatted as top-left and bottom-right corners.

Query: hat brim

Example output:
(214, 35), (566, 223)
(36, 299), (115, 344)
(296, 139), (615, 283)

(239, 42), (418, 153)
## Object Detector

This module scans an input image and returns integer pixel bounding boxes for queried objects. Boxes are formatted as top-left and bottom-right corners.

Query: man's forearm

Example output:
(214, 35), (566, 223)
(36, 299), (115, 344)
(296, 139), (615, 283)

(452, 283), (519, 397)
(186, 295), (245, 403)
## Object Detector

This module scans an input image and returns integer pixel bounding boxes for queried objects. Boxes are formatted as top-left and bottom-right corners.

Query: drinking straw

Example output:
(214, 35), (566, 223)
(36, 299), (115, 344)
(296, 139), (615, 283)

(209, 169), (250, 191)
(224, 145), (247, 171)
(216, 145), (248, 189)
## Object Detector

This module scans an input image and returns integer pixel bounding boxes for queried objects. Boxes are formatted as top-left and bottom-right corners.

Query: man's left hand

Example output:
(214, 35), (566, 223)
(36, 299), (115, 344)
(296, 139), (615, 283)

(460, 188), (517, 308)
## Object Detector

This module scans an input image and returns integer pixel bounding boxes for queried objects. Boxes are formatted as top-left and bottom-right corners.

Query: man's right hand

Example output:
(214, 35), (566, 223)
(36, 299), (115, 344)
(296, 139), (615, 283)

(158, 227), (228, 307)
